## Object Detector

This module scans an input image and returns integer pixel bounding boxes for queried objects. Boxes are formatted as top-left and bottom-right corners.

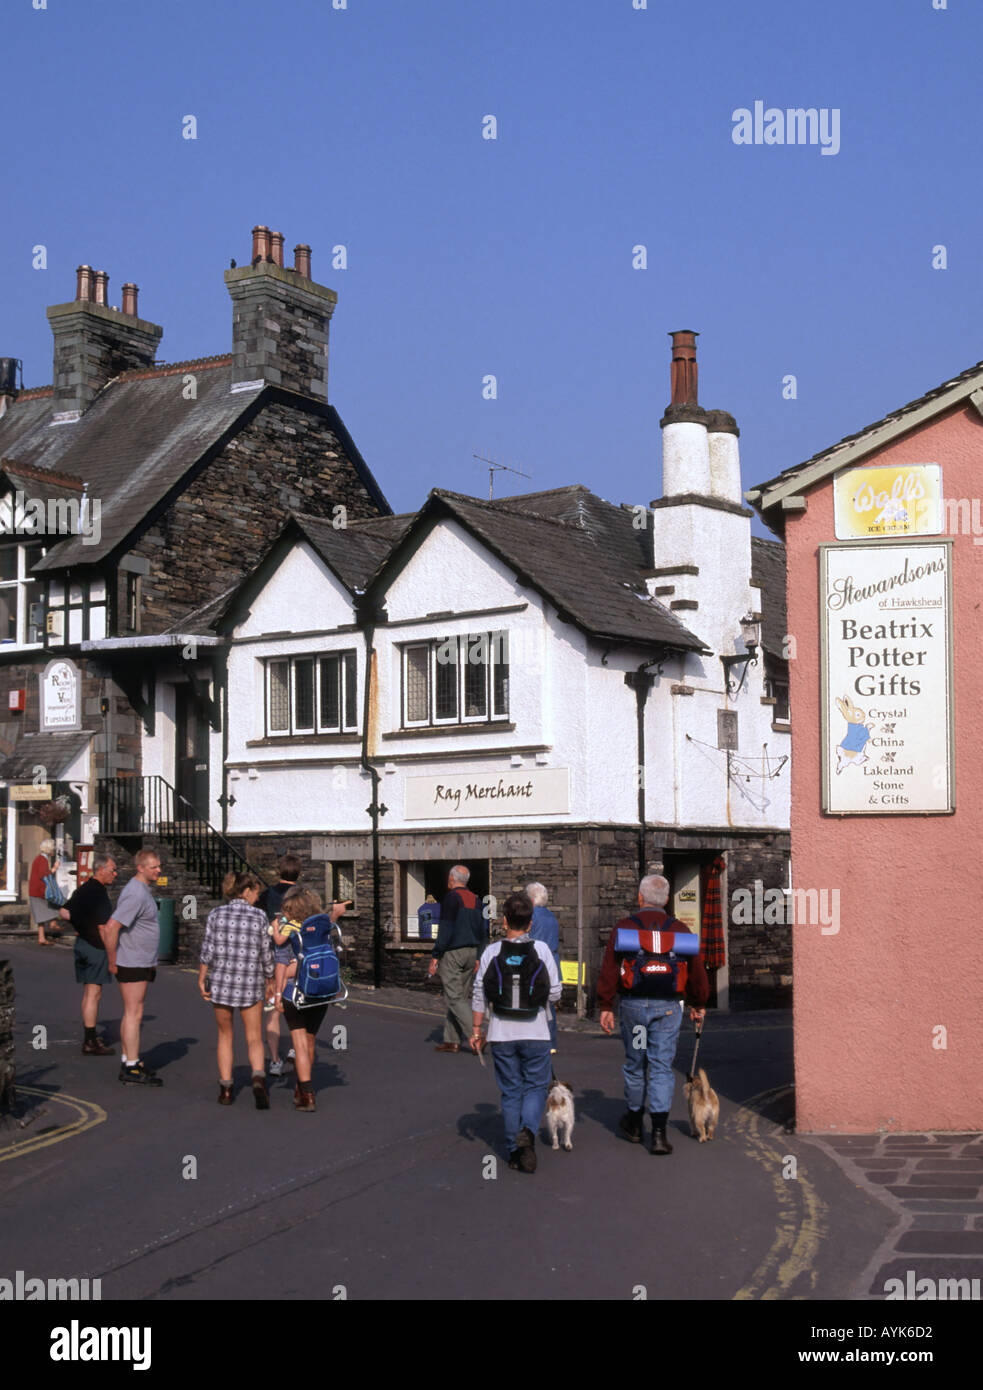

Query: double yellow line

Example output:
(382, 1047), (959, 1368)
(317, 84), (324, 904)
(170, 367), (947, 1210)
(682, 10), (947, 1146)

(731, 1084), (827, 1300)
(0, 1086), (106, 1164)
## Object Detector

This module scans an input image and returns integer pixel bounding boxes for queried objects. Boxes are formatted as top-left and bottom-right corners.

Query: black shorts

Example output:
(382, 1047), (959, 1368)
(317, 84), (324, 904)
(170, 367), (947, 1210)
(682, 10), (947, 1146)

(115, 966), (157, 984)
(282, 998), (328, 1035)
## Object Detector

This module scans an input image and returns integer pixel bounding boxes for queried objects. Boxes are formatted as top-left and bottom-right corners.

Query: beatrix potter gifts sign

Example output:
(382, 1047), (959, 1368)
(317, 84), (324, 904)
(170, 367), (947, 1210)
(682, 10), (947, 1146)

(820, 540), (953, 814)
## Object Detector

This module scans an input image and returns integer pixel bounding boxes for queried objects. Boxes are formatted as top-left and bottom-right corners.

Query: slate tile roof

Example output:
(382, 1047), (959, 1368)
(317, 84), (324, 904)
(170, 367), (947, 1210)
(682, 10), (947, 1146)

(751, 536), (787, 659)
(0, 729), (93, 780)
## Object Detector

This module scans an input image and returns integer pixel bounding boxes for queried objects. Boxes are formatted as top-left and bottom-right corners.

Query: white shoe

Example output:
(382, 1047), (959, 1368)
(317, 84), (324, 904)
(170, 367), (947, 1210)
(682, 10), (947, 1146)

(268, 1059), (284, 1076)
(287, 1048), (295, 1062)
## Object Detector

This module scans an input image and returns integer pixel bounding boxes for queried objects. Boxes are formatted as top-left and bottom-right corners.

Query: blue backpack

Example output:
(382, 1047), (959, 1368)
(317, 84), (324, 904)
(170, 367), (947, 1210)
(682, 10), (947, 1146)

(284, 914), (345, 1008)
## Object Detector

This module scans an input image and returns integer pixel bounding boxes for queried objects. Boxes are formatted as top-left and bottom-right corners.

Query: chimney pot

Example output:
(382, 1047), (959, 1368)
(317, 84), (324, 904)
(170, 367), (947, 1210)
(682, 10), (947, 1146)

(270, 231), (284, 268)
(92, 270), (110, 307)
(669, 329), (699, 406)
(294, 243), (312, 278)
(76, 265), (94, 302)
(121, 283), (139, 317)
(251, 224), (271, 266)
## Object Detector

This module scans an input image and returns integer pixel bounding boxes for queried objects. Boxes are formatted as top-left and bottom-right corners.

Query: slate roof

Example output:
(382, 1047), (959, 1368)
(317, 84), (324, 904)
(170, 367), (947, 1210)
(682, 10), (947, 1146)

(393, 488), (710, 652)
(0, 729), (92, 780)
(293, 512), (415, 594)
(0, 358), (390, 571)
(749, 356), (983, 511)
(750, 536), (787, 659)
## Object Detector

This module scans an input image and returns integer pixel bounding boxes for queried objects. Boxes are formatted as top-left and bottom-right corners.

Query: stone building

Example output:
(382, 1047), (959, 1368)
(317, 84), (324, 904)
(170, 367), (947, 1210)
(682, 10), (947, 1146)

(158, 332), (792, 1010)
(0, 225), (389, 912)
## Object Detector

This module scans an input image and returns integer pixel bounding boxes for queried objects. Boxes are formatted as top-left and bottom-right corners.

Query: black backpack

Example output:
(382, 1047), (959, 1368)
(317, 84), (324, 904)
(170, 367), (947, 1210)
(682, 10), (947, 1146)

(483, 940), (550, 1020)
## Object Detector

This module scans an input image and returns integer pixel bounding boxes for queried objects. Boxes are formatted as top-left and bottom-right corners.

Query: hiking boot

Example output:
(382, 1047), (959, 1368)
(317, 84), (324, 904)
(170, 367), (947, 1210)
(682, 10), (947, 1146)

(252, 1075), (270, 1110)
(294, 1085), (316, 1113)
(618, 1109), (644, 1144)
(218, 1084), (234, 1105)
(650, 1127), (674, 1156)
(82, 1037), (115, 1056)
(119, 1061), (162, 1087)
(514, 1126), (537, 1173)
(434, 1042), (460, 1053)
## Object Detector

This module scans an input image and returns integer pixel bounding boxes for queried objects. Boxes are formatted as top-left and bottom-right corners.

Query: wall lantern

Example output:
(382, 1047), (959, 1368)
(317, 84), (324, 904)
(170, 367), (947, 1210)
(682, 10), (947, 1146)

(720, 613), (761, 695)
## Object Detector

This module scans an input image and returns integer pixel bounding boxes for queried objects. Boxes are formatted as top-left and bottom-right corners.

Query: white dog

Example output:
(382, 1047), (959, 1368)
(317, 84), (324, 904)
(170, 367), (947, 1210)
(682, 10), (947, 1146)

(544, 1080), (575, 1151)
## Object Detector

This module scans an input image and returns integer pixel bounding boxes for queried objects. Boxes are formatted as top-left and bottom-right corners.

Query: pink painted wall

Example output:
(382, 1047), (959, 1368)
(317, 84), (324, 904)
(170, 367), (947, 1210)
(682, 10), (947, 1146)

(785, 402), (983, 1132)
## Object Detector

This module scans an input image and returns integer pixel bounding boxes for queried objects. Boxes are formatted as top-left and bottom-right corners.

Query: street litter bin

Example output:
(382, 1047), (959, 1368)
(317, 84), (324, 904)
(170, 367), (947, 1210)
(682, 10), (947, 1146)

(156, 897), (176, 962)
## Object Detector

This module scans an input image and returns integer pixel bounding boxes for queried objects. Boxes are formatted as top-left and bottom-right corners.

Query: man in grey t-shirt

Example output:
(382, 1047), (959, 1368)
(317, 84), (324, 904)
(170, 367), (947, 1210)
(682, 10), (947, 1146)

(102, 849), (163, 1086)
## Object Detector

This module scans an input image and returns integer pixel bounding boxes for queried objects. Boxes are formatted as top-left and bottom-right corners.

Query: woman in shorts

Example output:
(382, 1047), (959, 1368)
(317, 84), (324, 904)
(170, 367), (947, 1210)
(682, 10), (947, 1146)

(274, 886), (346, 1113)
(198, 870), (275, 1108)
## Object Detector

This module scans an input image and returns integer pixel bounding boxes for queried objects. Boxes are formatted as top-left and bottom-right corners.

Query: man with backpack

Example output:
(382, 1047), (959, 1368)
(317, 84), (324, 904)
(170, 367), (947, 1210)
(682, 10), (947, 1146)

(598, 874), (709, 1156)
(470, 891), (561, 1173)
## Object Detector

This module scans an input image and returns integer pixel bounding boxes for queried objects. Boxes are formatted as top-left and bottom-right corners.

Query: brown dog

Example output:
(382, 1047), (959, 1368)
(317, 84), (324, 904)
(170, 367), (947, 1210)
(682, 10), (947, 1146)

(684, 1068), (719, 1142)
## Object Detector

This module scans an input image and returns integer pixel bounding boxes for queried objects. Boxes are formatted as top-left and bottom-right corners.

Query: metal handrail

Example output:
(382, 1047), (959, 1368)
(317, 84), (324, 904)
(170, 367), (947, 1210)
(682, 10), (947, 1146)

(96, 775), (265, 900)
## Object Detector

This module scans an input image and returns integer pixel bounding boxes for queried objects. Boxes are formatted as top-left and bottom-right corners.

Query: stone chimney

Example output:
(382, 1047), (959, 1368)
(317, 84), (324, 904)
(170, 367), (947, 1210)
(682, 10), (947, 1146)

(225, 225), (336, 399)
(46, 264), (163, 421)
(651, 331), (756, 660)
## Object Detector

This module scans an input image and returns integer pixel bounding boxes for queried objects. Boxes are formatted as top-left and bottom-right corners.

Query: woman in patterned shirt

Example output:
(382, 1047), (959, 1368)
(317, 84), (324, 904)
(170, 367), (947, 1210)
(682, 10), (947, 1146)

(198, 870), (275, 1108)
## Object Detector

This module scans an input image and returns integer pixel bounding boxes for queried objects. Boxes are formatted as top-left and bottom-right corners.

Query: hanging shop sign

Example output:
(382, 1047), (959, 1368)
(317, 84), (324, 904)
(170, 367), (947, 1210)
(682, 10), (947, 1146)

(820, 540), (953, 814)
(405, 768), (570, 820)
(39, 658), (81, 731)
(833, 464), (942, 540)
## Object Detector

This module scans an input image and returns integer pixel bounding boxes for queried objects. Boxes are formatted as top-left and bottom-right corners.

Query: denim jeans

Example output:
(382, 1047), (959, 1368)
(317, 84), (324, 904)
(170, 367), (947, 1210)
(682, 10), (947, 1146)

(618, 996), (684, 1114)
(491, 1039), (553, 1150)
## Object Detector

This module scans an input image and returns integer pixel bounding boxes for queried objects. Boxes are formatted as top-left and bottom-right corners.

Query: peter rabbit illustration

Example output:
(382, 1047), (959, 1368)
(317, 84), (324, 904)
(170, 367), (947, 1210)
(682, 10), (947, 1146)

(835, 695), (873, 774)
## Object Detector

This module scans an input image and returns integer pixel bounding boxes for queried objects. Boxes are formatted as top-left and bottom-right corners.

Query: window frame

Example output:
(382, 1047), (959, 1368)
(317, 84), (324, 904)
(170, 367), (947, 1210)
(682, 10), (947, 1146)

(0, 542), (48, 647)
(264, 650), (359, 738)
(400, 631), (510, 730)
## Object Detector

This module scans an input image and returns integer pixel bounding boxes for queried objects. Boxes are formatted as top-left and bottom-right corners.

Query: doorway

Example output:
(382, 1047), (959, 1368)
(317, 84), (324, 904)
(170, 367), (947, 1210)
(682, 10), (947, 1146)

(174, 685), (210, 819)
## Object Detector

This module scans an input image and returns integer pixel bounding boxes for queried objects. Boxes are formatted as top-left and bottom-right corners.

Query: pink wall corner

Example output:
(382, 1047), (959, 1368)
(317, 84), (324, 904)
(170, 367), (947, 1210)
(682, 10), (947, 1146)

(785, 403), (983, 1132)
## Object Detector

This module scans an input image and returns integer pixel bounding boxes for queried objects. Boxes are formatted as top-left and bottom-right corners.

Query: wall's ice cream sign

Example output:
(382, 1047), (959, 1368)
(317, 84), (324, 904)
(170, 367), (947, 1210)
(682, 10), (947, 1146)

(820, 541), (953, 814)
(833, 464), (941, 539)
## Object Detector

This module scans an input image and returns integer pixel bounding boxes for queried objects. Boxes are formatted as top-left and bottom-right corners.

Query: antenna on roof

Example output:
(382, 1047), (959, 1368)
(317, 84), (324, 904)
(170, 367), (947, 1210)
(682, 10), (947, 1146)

(473, 452), (531, 500)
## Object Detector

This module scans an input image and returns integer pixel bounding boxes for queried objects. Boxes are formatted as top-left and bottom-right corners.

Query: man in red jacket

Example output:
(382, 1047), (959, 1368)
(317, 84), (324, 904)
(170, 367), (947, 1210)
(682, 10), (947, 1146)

(598, 874), (708, 1155)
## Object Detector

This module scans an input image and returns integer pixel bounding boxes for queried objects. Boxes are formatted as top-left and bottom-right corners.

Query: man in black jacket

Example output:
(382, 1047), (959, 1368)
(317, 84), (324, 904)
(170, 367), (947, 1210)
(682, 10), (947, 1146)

(63, 854), (119, 1056)
(427, 864), (485, 1052)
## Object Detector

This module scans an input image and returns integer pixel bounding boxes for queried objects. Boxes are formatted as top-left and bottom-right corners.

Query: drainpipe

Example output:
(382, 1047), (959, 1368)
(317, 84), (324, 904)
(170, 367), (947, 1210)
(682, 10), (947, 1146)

(624, 649), (666, 880)
(356, 594), (388, 988)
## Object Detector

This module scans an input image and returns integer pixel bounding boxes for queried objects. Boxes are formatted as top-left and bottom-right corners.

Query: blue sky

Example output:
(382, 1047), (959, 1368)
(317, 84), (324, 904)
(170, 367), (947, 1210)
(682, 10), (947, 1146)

(3, 0), (979, 532)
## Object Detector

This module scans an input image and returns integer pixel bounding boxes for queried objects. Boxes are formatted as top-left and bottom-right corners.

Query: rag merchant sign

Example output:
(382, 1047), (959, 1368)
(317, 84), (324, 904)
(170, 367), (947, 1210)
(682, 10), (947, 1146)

(405, 768), (569, 820)
(820, 540), (953, 814)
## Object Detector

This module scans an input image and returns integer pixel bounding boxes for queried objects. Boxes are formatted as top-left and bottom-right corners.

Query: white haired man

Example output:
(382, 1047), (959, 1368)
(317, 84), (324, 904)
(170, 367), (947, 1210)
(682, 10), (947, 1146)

(526, 882), (560, 1051)
(427, 864), (486, 1052)
(597, 874), (709, 1155)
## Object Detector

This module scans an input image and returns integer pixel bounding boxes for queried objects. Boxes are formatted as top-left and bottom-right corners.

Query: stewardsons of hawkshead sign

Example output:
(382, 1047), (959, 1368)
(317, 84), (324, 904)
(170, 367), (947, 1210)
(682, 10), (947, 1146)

(405, 768), (570, 820)
(820, 540), (953, 815)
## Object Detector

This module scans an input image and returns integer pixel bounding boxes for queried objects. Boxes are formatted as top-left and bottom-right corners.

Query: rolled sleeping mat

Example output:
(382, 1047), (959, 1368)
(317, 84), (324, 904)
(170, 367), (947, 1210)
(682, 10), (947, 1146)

(613, 927), (699, 956)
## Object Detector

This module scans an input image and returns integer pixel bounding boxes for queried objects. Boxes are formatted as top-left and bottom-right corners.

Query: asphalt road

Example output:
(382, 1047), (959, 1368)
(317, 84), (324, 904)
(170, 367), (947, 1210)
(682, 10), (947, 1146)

(1, 940), (895, 1302)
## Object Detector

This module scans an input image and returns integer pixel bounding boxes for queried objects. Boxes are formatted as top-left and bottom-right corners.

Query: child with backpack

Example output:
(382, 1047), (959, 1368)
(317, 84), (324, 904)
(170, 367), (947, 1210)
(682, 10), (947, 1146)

(470, 891), (562, 1173)
(274, 888), (348, 1112)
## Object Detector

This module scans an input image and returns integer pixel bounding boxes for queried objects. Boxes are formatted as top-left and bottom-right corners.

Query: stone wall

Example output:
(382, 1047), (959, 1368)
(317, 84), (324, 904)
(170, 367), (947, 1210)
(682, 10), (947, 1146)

(0, 960), (15, 1112)
(131, 398), (385, 635)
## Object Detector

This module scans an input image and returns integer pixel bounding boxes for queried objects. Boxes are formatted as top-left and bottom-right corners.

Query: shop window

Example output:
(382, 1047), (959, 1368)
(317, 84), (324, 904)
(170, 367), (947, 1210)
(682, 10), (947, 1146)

(330, 861), (356, 909)
(401, 633), (509, 728)
(265, 652), (358, 737)
(0, 543), (46, 646)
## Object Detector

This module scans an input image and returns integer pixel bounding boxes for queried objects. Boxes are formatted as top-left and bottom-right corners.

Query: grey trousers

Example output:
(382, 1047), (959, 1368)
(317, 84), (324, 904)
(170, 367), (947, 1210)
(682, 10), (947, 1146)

(438, 946), (477, 1044)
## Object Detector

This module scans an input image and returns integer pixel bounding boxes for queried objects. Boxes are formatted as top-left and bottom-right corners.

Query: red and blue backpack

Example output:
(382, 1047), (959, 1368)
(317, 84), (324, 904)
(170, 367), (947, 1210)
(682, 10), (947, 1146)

(614, 912), (699, 999)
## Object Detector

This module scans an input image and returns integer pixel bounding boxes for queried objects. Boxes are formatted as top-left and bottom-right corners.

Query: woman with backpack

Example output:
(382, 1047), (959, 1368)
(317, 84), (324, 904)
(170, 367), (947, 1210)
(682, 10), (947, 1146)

(198, 870), (276, 1108)
(274, 887), (347, 1113)
(29, 838), (64, 946)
